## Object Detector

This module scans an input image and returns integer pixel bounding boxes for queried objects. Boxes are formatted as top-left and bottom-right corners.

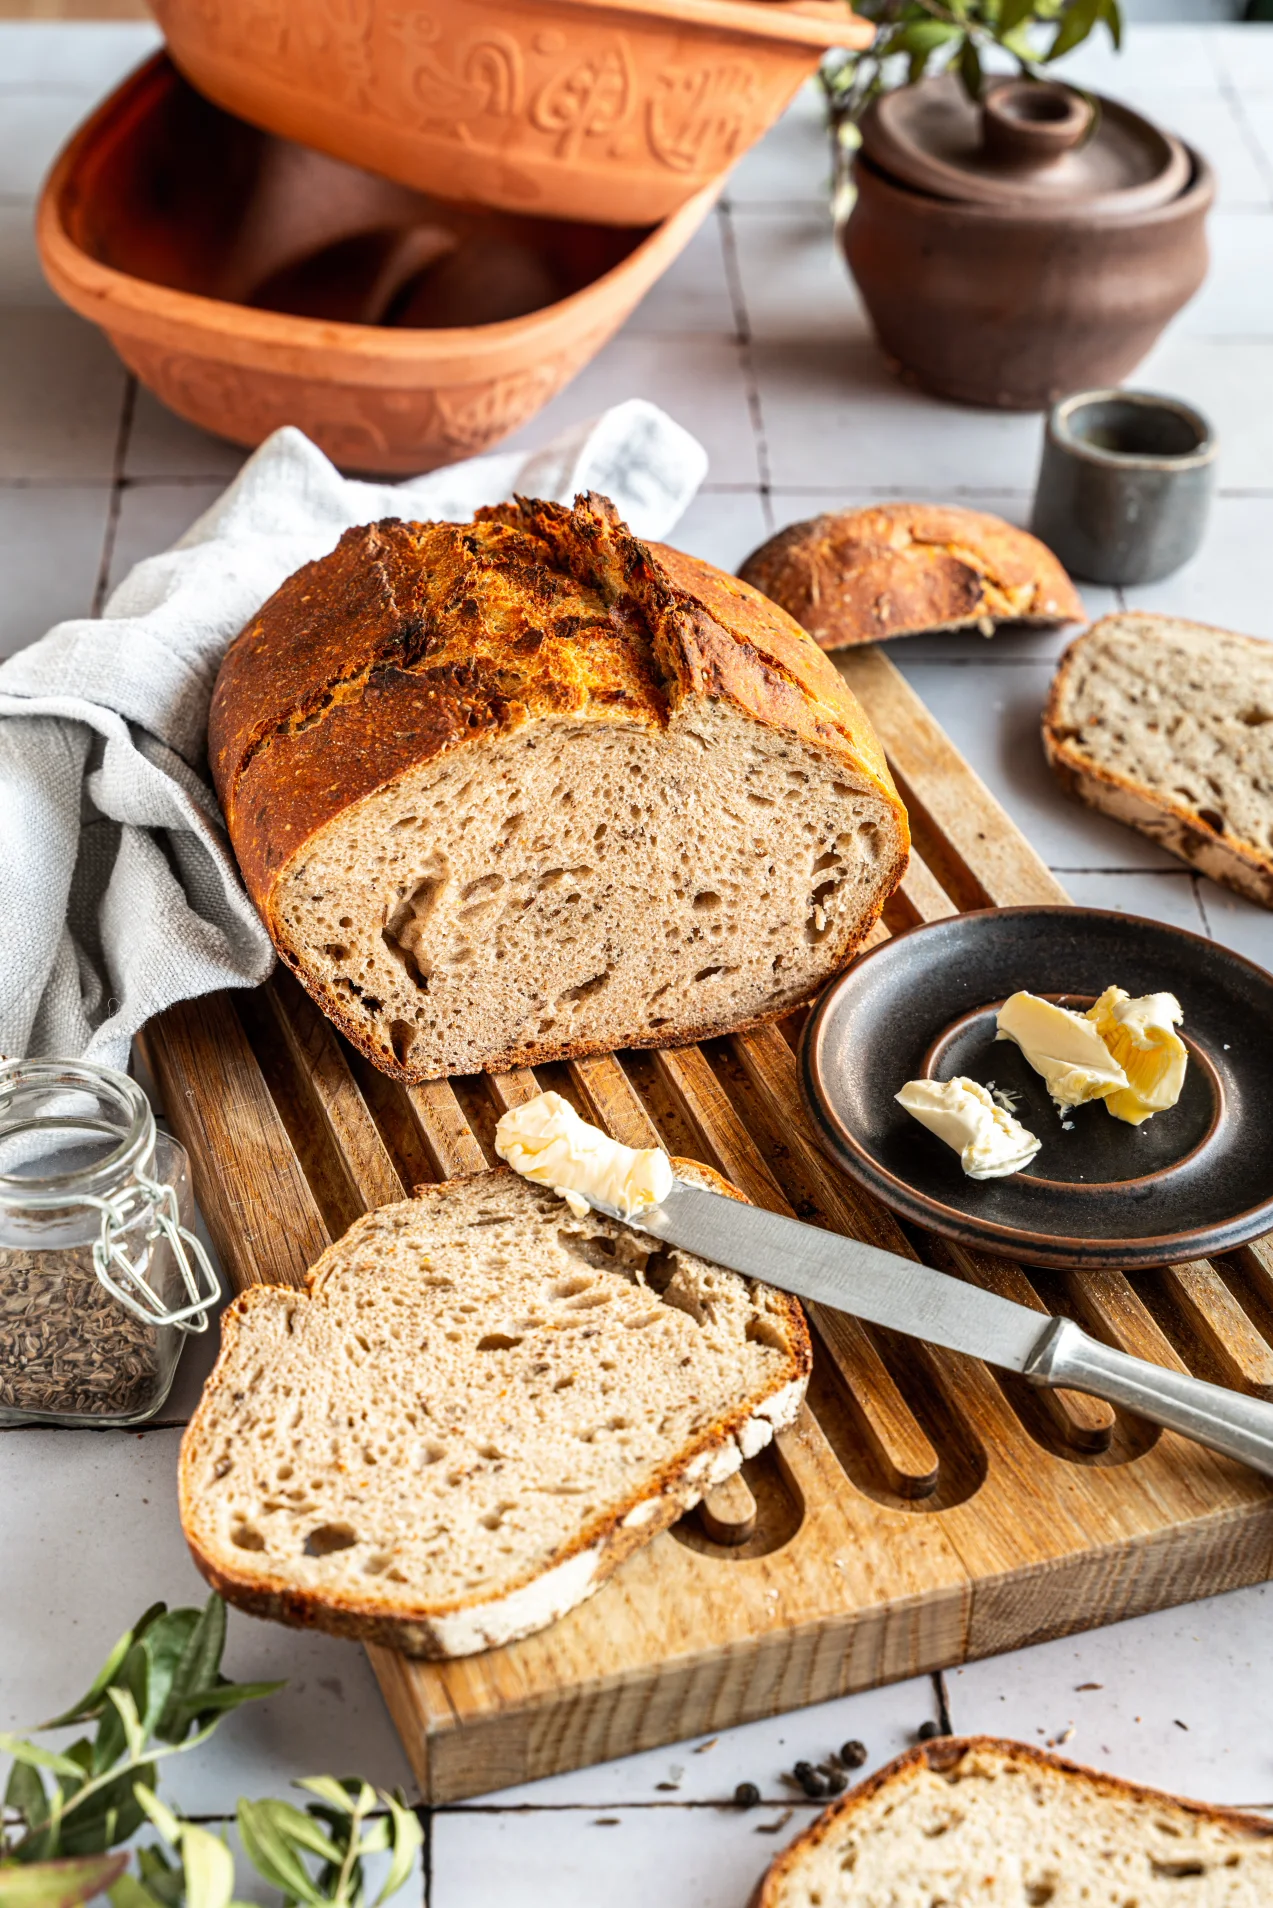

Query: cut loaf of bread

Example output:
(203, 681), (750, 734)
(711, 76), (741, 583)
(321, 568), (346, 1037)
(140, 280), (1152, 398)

(1045, 613), (1273, 909)
(179, 1162), (809, 1658)
(208, 492), (908, 1082)
(739, 502), (1084, 650)
(756, 1737), (1273, 1907)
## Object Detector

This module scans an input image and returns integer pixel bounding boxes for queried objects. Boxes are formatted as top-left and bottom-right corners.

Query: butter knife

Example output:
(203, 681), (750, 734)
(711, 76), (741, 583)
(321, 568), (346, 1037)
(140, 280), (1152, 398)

(583, 1180), (1273, 1480)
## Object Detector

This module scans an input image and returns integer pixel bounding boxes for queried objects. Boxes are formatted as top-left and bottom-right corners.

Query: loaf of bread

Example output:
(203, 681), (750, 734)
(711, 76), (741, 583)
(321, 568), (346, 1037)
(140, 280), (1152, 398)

(209, 492), (909, 1081)
(739, 502), (1084, 649)
(178, 1162), (809, 1657)
(1044, 613), (1273, 910)
(756, 1737), (1273, 1906)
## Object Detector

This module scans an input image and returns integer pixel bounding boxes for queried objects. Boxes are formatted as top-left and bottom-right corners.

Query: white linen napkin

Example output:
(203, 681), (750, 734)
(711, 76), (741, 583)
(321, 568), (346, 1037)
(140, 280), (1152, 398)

(0, 401), (708, 1073)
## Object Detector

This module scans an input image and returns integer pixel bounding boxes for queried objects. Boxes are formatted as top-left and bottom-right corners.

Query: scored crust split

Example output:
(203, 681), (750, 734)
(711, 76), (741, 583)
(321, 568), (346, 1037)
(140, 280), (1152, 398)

(755, 1736), (1273, 1907)
(739, 502), (1085, 650)
(1045, 612), (1273, 912)
(208, 491), (909, 1082)
(178, 1162), (810, 1658)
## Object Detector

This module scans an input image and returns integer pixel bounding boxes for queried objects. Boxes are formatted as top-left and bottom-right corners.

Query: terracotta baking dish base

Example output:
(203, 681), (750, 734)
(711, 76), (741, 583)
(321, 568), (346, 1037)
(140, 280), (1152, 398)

(38, 56), (721, 473)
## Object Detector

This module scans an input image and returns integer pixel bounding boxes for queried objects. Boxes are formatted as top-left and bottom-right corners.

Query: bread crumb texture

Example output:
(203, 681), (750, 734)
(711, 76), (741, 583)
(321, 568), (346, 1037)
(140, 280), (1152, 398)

(209, 492), (908, 1080)
(739, 502), (1084, 650)
(179, 1166), (808, 1657)
(1046, 614), (1273, 907)
(759, 1739), (1273, 1907)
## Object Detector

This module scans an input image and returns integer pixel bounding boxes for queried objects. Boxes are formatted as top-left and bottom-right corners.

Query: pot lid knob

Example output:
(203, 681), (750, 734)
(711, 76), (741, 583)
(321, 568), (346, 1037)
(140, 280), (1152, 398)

(980, 79), (1094, 170)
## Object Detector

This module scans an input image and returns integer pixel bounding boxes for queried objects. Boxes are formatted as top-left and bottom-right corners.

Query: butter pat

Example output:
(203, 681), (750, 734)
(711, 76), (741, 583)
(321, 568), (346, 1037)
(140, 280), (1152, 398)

(494, 1090), (674, 1218)
(896, 1076), (1041, 1181)
(1088, 986), (1187, 1125)
(996, 991), (1128, 1112)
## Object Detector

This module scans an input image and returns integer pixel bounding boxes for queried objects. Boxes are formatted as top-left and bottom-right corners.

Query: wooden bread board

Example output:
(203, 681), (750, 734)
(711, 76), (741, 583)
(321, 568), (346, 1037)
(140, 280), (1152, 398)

(142, 647), (1273, 1804)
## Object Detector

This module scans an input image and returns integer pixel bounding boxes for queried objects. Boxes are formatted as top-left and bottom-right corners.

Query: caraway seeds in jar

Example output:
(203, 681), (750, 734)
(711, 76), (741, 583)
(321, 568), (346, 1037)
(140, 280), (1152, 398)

(0, 1059), (220, 1426)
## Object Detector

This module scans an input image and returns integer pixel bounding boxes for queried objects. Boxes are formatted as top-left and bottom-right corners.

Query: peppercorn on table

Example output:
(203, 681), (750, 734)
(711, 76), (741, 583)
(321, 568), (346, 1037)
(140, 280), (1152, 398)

(3, 16), (1273, 1905)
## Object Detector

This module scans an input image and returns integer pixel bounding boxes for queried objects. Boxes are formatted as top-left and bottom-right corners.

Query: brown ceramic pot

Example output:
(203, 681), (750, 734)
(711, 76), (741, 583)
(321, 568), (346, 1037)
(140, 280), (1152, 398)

(37, 55), (721, 473)
(843, 79), (1215, 412)
(148, 0), (870, 227)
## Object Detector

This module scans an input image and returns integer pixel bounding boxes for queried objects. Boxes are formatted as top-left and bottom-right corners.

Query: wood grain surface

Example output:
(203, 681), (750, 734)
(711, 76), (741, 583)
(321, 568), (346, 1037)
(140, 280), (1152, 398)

(146, 650), (1273, 1803)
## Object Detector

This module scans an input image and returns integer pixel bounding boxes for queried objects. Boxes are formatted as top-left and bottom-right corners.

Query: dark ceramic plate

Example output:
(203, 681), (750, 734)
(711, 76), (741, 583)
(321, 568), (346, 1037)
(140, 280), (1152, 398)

(799, 907), (1273, 1270)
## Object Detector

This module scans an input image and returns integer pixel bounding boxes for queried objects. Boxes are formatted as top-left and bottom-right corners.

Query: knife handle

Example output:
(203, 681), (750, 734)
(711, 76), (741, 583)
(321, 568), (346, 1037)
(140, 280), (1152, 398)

(1024, 1316), (1273, 1480)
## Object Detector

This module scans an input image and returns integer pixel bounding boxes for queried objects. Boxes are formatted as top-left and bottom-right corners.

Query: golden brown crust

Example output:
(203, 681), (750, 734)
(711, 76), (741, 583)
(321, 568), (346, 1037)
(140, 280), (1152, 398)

(179, 1161), (811, 1656)
(753, 1736), (1273, 1908)
(209, 492), (909, 1079)
(1044, 618), (1273, 912)
(739, 502), (1085, 650)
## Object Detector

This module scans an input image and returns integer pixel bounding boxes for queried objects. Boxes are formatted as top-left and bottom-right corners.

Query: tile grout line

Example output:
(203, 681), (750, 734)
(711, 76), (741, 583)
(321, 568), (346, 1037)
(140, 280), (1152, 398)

(715, 198), (773, 529)
(933, 1670), (954, 1737)
(1210, 48), (1273, 207)
(90, 373), (136, 616)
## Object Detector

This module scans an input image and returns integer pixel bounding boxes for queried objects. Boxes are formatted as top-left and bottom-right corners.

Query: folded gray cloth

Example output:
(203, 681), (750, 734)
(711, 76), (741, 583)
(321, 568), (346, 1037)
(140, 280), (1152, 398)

(0, 404), (708, 1072)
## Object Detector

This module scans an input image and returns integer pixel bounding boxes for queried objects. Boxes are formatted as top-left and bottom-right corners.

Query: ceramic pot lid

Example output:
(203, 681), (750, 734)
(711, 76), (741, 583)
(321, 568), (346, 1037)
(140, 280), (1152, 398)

(860, 75), (1190, 214)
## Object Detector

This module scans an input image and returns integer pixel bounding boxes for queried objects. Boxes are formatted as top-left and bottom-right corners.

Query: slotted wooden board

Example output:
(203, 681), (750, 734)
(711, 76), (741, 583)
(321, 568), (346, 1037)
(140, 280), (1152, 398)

(142, 648), (1273, 1803)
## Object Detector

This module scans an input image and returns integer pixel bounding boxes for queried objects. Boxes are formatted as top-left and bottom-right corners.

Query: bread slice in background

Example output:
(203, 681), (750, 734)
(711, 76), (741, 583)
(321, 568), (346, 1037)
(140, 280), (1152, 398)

(179, 1163), (809, 1658)
(756, 1736), (1273, 1906)
(739, 502), (1084, 650)
(208, 491), (909, 1082)
(1045, 613), (1273, 910)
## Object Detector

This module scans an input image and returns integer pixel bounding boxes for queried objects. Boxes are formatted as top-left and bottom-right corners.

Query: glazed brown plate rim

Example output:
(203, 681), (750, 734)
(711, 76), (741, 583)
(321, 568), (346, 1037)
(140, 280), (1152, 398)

(799, 905), (1273, 1270)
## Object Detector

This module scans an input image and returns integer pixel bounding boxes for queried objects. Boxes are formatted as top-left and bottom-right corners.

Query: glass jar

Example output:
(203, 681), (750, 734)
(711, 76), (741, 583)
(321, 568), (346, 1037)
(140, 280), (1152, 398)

(0, 1059), (220, 1427)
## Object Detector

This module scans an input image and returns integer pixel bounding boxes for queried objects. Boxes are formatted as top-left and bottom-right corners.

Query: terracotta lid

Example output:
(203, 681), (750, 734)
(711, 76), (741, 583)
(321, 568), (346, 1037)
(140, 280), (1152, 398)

(860, 75), (1190, 215)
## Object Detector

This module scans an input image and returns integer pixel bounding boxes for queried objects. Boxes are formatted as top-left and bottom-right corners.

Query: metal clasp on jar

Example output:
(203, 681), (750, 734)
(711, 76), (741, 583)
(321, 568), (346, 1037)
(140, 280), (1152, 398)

(84, 1169), (220, 1331)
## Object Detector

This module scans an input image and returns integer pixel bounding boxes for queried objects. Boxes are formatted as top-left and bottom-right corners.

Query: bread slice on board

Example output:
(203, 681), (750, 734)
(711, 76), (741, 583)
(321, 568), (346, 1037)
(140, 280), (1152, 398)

(755, 1737), (1273, 1906)
(1045, 613), (1273, 910)
(178, 1162), (809, 1658)
(208, 491), (909, 1082)
(738, 502), (1084, 650)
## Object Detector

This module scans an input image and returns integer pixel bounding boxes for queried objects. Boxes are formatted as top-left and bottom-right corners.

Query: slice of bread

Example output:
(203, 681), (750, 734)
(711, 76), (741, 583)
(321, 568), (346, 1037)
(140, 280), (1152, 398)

(739, 503), (1084, 650)
(179, 1163), (809, 1658)
(1045, 613), (1273, 910)
(756, 1737), (1273, 1907)
(208, 492), (909, 1082)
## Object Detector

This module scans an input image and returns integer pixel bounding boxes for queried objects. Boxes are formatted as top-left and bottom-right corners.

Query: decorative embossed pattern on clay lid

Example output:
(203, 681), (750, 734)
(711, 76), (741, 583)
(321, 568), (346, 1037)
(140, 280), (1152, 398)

(147, 0), (871, 226)
(38, 56), (722, 474)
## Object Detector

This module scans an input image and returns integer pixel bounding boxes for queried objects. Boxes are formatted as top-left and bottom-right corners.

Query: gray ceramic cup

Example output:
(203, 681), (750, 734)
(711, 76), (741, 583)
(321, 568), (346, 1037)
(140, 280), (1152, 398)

(1030, 389), (1216, 586)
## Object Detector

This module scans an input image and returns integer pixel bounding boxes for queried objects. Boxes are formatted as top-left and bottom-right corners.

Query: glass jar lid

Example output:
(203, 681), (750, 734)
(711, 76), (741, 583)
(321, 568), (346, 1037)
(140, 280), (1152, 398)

(860, 76), (1190, 215)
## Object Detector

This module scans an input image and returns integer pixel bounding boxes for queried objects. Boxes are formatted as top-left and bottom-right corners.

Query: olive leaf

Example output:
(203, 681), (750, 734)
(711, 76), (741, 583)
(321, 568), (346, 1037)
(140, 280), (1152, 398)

(0, 1853), (129, 1908)
(373, 1797), (423, 1908)
(2, 1598), (420, 1908)
(0, 1598), (282, 1866)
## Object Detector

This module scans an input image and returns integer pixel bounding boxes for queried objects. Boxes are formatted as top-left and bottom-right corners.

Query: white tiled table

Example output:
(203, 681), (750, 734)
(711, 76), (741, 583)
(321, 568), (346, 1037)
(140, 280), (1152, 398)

(3, 23), (1273, 1904)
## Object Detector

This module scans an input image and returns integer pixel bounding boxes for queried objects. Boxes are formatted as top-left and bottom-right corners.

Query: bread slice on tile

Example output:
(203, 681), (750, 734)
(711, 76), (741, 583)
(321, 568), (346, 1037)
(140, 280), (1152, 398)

(739, 502), (1084, 649)
(755, 1736), (1273, 1907)
(1044, 612), (1273, 910)
(208, 491), (909, 1082)
(178, 1162), (809, 1658)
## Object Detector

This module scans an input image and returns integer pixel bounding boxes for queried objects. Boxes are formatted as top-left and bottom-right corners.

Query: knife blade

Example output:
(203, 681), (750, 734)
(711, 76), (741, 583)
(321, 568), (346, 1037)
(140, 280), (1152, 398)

(580, 1179), (1273, 1479)
(594, 1180), (1049, 1371)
